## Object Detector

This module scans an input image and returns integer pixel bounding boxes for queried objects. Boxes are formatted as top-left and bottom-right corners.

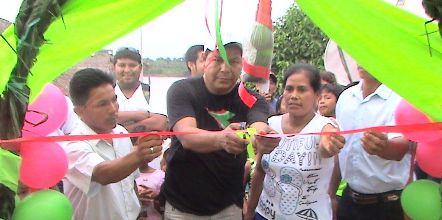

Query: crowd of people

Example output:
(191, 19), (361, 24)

(28, 39), (438, 220)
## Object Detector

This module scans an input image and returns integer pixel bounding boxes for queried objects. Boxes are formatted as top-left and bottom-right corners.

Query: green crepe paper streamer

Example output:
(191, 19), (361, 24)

(246, 127), (256, 159)
(0, 148), (21, 193)
(297, 0), (442, 121)
(335, 180), (347, 197)
(0, 0), (184, 101)
(214, 0), (229, 66)
(236, 127), (256, 159)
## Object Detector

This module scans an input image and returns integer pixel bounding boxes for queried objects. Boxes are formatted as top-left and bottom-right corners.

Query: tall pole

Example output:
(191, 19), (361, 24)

(140, 26), (151, 85)
(140, 26), (143, 56)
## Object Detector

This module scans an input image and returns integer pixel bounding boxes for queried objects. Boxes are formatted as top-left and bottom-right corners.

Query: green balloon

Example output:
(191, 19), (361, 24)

(12, 190), (73, 220)
(401, 180), (441, 220)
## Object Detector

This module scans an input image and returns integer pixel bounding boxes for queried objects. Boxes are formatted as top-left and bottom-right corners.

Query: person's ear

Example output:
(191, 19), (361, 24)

(187, 61), (196, 72)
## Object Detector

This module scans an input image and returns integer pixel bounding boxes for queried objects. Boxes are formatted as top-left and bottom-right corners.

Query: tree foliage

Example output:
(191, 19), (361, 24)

(143, 57), (187, 77)
(272, 4), (329, 89)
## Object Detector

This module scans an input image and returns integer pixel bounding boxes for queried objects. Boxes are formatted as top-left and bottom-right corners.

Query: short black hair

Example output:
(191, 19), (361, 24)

(269, 73), (277, 84)
(184, 45), (204, 72)
(70, 68), (115, 106)
(112, 47), (142, 64)
(275, 95), (284, 114)
(319, 83), (339, 99)
(283, 63), (321, 92)
(320, 71), (337, 85)
(185, 45), (204, 63)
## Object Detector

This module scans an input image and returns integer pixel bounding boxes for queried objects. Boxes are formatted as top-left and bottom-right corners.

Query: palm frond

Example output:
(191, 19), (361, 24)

(0, 0), (67, 139)
(0, 0), (68, 218)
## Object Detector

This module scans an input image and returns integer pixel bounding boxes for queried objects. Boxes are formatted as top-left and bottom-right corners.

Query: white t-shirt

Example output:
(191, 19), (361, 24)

(257, 114), (334, 220)
(115, 83), (166, 169)
(115, 83), (165, 115)
(62, 120), (140, 220)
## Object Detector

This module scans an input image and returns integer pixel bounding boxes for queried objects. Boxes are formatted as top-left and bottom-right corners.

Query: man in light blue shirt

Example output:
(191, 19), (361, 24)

(335, 66), (411, 220)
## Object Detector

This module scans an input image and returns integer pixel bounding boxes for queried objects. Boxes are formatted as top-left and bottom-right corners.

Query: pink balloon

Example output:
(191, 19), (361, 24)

(22, 84), (68, 137)
(416, 141), (442, 178)
(20, 141), (68, 189)
(394, 100), (442, 143)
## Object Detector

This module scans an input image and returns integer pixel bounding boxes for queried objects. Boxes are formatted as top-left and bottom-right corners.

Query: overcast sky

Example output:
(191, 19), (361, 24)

(0, 0), (294, 59)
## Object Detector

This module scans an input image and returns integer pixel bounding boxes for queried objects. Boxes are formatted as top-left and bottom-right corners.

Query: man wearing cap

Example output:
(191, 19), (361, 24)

(163, 40), (280, 219)
(184, 44), (206, 77)
(112, 47), (167, 133)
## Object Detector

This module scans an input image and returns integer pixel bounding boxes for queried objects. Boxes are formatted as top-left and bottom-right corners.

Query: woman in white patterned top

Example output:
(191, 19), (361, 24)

(245, 63), (346, 220)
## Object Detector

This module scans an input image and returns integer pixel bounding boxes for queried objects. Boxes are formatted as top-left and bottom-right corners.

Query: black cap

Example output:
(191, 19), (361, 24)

(113, 47), (142, 64)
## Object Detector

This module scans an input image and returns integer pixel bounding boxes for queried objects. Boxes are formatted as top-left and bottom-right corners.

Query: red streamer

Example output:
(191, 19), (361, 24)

(256, 0), (272, 30)
(242, 59), (271, 79)
(0, 122), (441, 145)
(238, 82), (257, 108)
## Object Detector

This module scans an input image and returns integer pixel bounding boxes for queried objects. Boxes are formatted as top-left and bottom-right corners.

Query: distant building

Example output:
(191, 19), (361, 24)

(0, 18), (11, 32)
(53, 50), (113, 95)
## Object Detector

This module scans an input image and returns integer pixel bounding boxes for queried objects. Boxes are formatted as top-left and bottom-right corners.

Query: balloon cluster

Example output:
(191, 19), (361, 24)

(395, 100), (442, 219)
(395, 100), (442, 177)
(20, 84), (69, 189)
(14, 84), (72, 219)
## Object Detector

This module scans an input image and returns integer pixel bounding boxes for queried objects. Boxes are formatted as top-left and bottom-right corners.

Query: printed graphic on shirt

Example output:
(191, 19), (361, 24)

(207, 109), (236, 128)
(259, 135), (329, 220)
(296, 208), (318, 220)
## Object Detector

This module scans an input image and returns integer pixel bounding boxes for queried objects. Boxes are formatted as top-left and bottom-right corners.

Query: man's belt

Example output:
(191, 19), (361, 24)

(347, 187), (402, 205)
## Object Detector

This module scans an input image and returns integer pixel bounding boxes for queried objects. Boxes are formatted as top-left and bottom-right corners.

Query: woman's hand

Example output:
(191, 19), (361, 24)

(320, 124), (345, 157)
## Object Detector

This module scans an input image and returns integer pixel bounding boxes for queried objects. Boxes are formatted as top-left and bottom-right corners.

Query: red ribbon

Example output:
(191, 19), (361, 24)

(258, 122), (442, 138)
(1, 122), (441, 145)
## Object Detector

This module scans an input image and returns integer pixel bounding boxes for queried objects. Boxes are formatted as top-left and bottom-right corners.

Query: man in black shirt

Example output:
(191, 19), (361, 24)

(163, 41), (280, 219)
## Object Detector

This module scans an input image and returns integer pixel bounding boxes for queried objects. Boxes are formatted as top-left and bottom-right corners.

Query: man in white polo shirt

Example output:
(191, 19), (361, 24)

(64, 68), (163, 220)
(335, 65), (412, 220)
